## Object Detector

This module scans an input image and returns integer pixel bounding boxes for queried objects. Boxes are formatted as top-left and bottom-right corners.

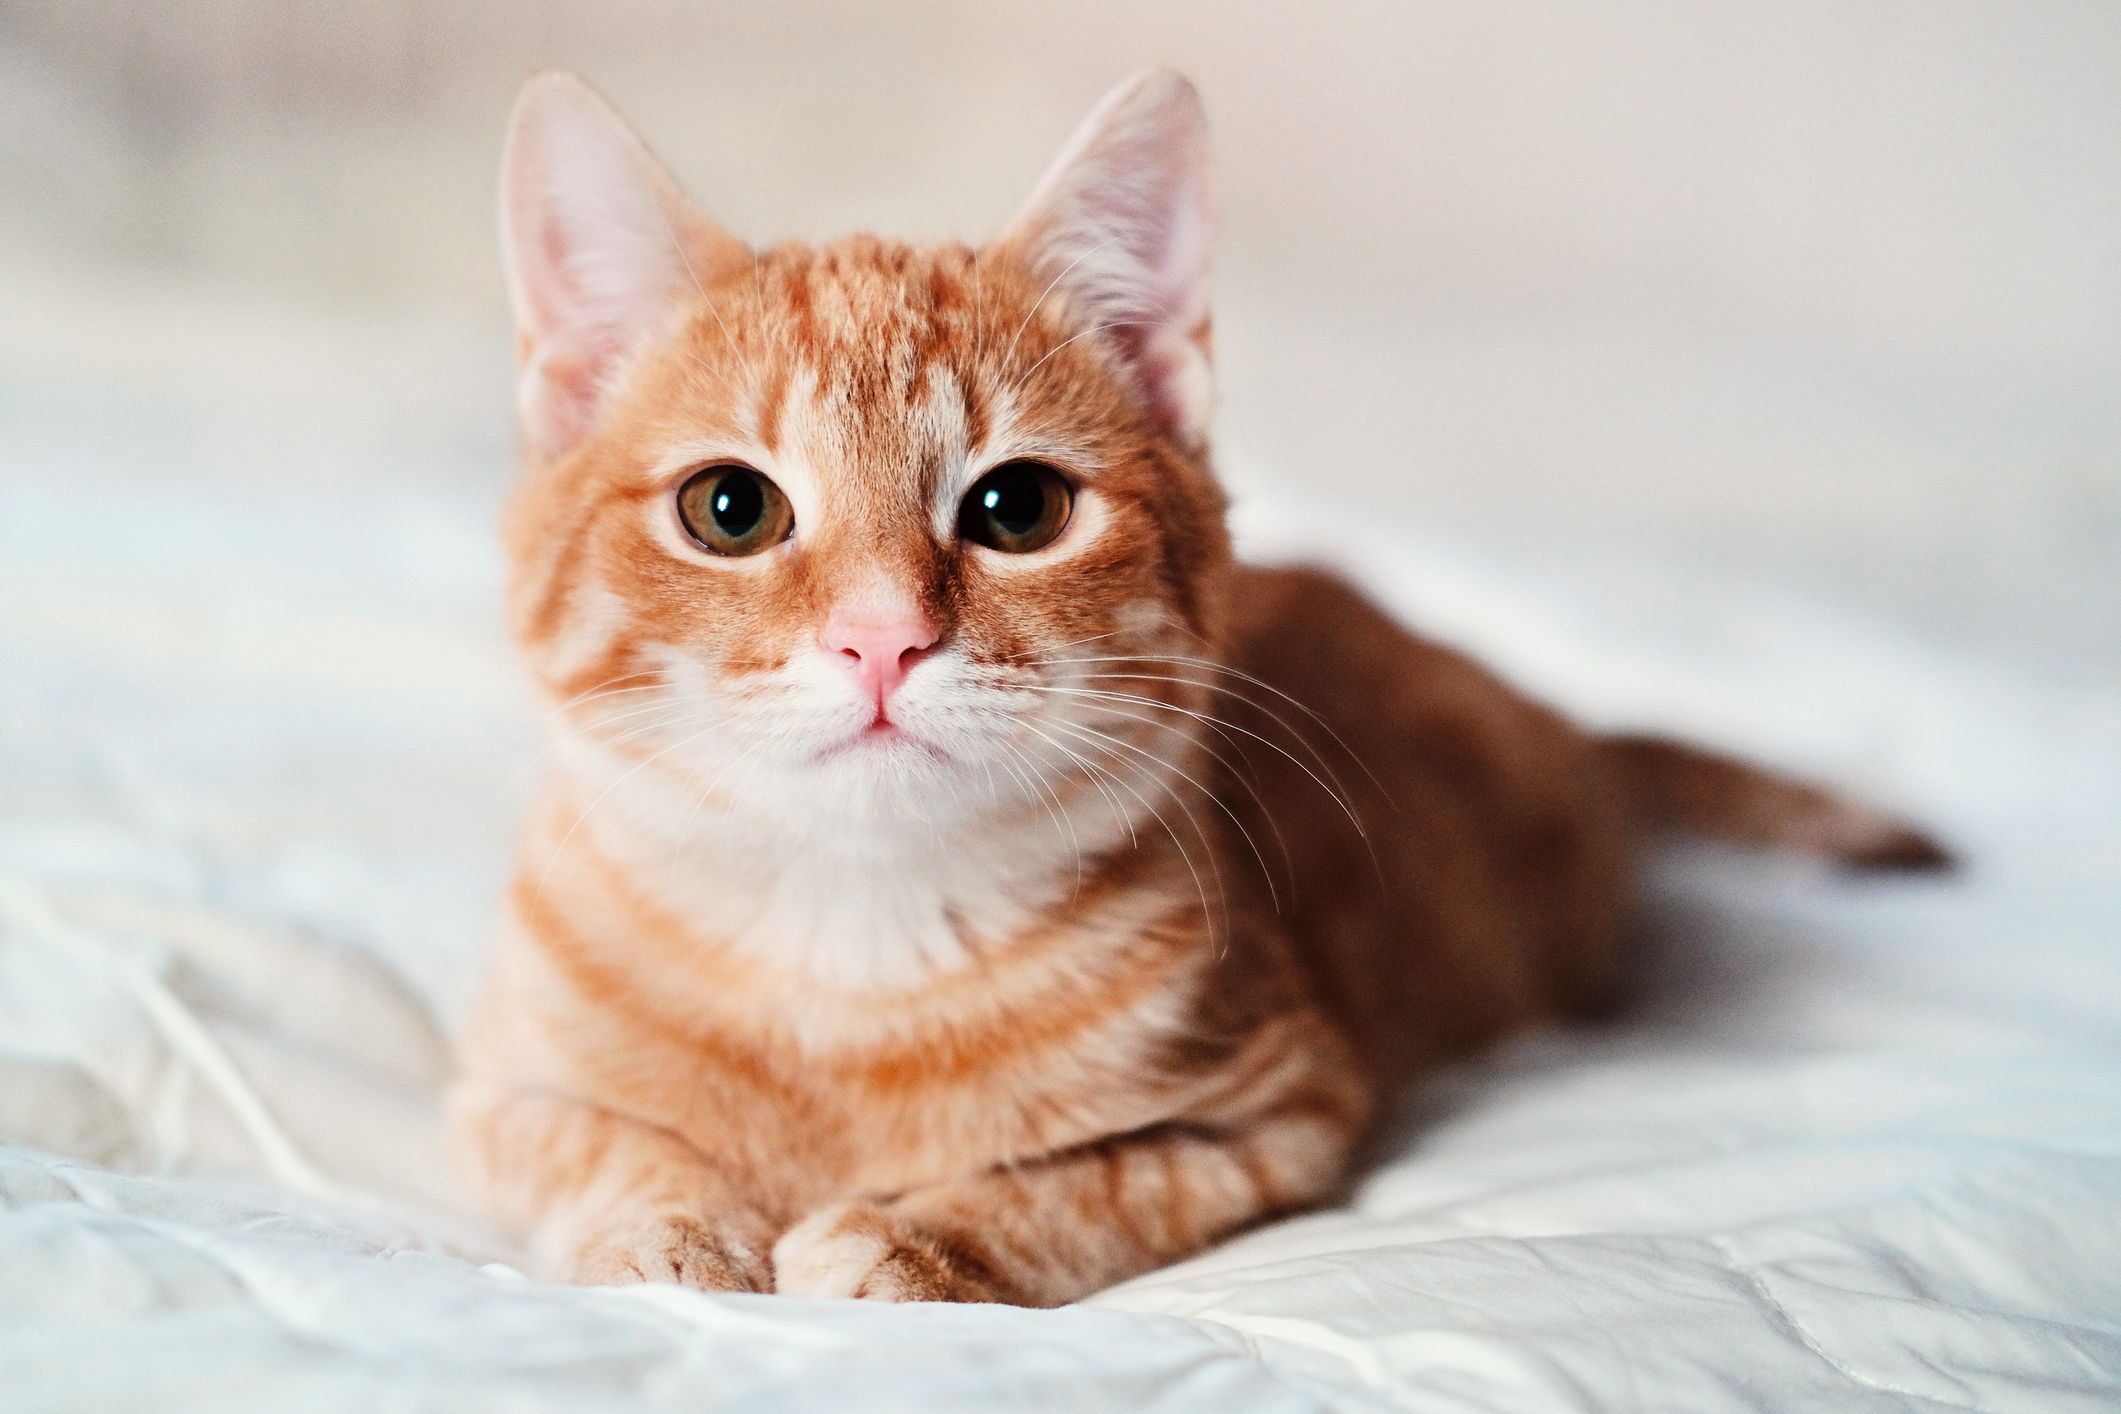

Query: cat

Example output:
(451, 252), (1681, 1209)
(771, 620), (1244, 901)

(450, 69), (1949, 1306)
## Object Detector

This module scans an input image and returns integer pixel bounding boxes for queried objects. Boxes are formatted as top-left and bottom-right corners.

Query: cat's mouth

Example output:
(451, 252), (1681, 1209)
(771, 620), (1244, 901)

(815, 719), (946, 765)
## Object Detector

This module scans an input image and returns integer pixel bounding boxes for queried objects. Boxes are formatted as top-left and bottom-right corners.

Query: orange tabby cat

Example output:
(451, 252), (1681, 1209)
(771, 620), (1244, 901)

(451, 70), (1948, 1306)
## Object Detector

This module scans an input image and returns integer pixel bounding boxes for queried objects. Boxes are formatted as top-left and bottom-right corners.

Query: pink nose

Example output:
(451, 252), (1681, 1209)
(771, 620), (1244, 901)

(822, 611), (939, 706)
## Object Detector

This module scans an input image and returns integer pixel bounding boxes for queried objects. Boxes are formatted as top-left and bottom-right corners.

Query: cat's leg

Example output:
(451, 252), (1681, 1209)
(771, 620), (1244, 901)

(772, 1078), (1365, 1306)
(453, 1085), (777, 1293)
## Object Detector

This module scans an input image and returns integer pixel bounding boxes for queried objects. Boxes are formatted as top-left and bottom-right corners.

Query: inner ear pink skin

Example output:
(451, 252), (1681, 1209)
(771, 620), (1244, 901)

(821, 610), (941, 720)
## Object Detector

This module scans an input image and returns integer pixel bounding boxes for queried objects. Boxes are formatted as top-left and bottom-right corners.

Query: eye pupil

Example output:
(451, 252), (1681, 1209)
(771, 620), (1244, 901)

(960, 461), (1072, 553)
(712, 473), (764, 536)
(980, 476), (1043, 536)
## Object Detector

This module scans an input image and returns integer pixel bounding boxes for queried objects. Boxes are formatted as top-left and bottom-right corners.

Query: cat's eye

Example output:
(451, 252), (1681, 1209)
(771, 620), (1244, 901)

(957, 461), (1074, 554)
(675, 465), (794, 556)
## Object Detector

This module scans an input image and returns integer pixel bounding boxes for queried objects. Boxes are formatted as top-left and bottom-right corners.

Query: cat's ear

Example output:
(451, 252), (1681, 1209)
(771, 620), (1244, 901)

(500, 71), (747, 456)
(999, 70), (1214, 447)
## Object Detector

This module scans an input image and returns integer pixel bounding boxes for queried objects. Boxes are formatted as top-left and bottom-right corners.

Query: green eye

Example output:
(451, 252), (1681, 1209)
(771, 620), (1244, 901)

(958, 461), (1074, 554)
(675, 465), (794, 556)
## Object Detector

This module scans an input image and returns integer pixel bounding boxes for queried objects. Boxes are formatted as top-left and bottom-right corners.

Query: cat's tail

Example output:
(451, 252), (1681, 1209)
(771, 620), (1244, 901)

(1601, 733), (1955, 872)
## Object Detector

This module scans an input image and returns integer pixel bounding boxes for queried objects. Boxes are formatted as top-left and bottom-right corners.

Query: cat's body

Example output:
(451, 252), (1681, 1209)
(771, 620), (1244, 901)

(453, 72), (1946, 1306)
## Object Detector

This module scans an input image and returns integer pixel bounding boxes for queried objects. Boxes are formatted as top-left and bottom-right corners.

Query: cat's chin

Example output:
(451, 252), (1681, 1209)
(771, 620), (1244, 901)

(786, 729), (998, 834)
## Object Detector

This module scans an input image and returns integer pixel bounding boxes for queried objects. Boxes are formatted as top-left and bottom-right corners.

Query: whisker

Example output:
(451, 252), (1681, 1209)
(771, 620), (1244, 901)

(1014, 718), (1139, 849)
(502, 697), (692, 790)
(635, 143), (782, 403)
(1005, 319), (1163, 403)
(1030, 680), (1370, 846)
(1040, 722), (1221, 952)
(1075, 671), (1363, 812)
(1121, 671), (1384, 857)
(1045, 718), (1229, 952)
(1017, 627), (1127, 662)
(530, 712), (726, 913)
(994, 737), (1083, 896)
(999, 235), (1119, 372)
(1040, 659), (1384, 844)
(1035, 692), (1293, 903)
(522, 679), (665, 734)
(666, 735), (766, 880)
(1035, 652), (1393, 805)
(975, 748), (1002, 812)
(1044, 708), (1272, 917)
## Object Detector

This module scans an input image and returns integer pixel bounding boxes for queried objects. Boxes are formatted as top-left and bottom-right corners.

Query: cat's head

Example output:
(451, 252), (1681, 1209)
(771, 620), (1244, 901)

(500, 71), (1231, 836)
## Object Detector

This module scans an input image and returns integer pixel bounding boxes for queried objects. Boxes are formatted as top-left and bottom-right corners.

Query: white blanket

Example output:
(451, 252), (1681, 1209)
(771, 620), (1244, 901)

(3, 456), (2117, 1411)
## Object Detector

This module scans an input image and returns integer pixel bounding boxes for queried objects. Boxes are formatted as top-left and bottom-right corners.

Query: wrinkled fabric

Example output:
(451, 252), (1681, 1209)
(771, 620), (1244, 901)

(2, 462), (2117, 1411)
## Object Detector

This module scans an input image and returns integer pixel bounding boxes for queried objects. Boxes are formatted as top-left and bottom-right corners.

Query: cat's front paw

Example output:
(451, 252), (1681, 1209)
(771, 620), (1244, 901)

(772, 1201), (1002, 1304)
(566, 1210), (774, 1293)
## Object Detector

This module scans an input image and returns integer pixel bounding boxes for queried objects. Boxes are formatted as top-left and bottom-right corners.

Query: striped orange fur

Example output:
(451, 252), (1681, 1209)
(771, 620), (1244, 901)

(451, 70), (1950, 1305)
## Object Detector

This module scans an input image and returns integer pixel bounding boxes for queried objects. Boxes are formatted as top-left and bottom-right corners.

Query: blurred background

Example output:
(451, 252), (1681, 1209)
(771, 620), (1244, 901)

(2, 0), (2116, 680)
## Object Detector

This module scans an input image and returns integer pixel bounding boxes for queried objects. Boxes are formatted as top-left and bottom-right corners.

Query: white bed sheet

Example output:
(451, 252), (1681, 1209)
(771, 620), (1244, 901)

(2, 450), (2117, 1412)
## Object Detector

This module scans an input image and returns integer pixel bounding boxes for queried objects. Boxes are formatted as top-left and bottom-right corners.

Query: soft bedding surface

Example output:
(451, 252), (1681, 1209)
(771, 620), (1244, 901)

(3, 434), (2118, 1411)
